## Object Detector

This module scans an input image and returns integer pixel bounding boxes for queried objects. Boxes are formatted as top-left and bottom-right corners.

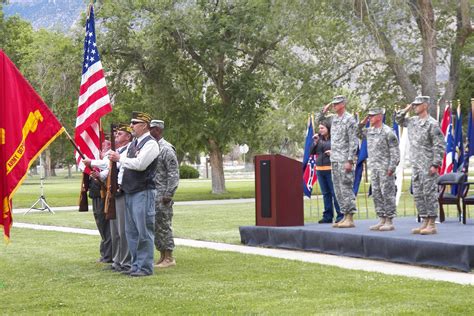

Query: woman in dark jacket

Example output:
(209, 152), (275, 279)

(311, 121), (343, 224)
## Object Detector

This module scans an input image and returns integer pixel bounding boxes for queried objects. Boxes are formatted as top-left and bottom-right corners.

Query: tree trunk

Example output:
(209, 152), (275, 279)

(50, 162), (57, 177)
(440, 0), (473, 108)
(44, 149), (51, 178)
(67, 164), (72, 178)
(409, 0), (437, 117)
(353, 0), (417, 104)
(208, 139), (226, 194)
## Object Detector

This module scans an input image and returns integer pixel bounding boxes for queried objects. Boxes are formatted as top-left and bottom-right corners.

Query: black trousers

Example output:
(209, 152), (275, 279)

(92, 197), (112, 262)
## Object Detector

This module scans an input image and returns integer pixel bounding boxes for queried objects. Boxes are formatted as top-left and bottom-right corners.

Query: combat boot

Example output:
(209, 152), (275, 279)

(420, 217), (437, 235)
(154, 250), (165, 267)
(332, 214), (347, 228)
(379, 217), (395, 231)
(369, 217), (386, 231)
(157, 250), (176, 268)
(411, 217), (429, 234)
(338, 213), (355, 228)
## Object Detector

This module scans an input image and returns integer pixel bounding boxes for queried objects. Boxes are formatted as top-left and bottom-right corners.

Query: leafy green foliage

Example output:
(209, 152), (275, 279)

(179, 165), (200, 179)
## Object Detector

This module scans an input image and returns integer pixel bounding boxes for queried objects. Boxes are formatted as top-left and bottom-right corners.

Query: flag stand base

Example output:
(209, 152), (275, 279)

(24, 195), (54, 215)
(24, 154), (54, 215)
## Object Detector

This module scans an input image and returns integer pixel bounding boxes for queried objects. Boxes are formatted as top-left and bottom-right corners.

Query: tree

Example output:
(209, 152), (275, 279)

(0, 11), (33, 67)
(100, 0), (287, 193)
(20, 29), (82, 176)
(351, 0), (472, 116)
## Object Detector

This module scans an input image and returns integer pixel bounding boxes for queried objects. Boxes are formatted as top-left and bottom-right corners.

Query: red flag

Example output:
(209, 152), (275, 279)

(74, 5), (112, 170)
(0, 50), (64, 240)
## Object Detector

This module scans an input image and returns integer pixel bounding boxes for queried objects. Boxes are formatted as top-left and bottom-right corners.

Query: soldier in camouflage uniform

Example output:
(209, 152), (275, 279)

(150, 119), (179, 268)
(358, 108), (400, 231)
(395, 96), (445, 235)
(315, 95), (359, 228)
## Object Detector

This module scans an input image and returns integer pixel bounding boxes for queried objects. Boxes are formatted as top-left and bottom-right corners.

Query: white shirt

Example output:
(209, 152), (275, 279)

(120, 132), (160, 171)
(90, 144), (132, 185)
(90, 150), (110, 182)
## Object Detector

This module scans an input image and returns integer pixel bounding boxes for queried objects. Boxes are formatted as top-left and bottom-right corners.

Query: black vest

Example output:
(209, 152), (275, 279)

(122, 135), (158, 194)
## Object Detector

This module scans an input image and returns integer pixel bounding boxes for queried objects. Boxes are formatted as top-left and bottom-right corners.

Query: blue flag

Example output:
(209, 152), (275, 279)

(463, 108), (474, 172)
(353, 120), (369, 195)
(303, 115), (317, 198)
(454, 106), (464, 172)
(392, 114), (399, 140)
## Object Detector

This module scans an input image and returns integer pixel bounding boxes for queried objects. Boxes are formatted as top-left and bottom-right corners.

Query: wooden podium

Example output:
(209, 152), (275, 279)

(254, 154), (304, 226)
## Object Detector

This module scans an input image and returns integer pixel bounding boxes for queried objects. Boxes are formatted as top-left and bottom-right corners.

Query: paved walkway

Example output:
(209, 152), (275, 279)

(13, 222), (474, 285)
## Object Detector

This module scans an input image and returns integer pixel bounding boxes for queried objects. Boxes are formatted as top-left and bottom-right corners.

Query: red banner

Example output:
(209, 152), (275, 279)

(0, 50), (64, 241)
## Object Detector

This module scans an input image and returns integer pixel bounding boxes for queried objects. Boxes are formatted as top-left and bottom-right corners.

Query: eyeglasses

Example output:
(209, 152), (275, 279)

(130, 121), (144, 125)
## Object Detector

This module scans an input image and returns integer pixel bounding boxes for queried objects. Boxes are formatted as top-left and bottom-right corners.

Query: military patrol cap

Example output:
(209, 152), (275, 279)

(131, 111), (152, 124)
(116, 123), (132, 134)
(368, 108), (385, 115)
(150, 119), (165, 129)
(332, 95), (347, 104)
(411, 96), (430, 105)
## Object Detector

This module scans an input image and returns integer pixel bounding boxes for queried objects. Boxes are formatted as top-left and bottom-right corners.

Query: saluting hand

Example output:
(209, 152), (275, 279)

(322, 102), (332, 114)
(403, 104), (412, 113)
(361, 116), (369, 125)
(429, 166), (438, 176)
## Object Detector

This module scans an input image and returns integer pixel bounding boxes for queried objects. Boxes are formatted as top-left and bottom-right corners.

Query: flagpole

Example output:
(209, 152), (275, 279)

(310, 113), (314, 219)
(436, 99), (440, 122)
(401, 120), (406, 217)
(470, 98), (474, 177)
(363, 161), (369, 219)
(87, 2), (93, 18)
(63, 129), (86, 159)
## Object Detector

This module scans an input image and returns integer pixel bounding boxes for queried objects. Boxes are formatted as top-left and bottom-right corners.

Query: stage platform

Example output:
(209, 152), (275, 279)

(239, 217), (474, 272)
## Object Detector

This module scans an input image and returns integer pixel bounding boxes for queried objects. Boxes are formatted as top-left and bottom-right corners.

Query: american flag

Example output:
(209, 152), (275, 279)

(303, 115), (317, 198)
(303, 155), (317, 197)
(74, 5), (112, 170)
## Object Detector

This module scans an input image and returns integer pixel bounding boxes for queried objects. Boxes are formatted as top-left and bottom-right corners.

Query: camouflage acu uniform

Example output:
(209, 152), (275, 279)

(358, 124), (400, 218)
(154, 138), (179, 251)
(316, 111), (359, 214)
(395, 112), (445, 218)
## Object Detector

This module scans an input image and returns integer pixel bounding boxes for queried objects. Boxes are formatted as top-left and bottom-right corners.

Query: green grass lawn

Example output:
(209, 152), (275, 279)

(14, 196), (465, 246)
(14, 171), (471, 223)
(13, 174), (255, 208)
(13, 203), (254, 244)
(1, 228), (473, 315)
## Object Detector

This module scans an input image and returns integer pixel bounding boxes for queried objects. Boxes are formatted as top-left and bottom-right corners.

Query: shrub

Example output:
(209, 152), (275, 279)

(180, 165), (200, 179)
